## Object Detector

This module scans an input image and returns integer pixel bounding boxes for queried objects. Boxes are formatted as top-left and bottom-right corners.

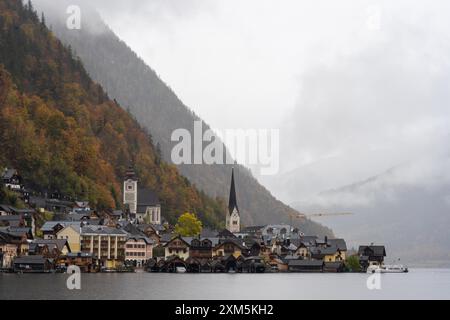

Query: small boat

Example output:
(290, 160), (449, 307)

(176, 266), (187, 273)
(382, 265), (409, 273)
(367, 264), (408, 273)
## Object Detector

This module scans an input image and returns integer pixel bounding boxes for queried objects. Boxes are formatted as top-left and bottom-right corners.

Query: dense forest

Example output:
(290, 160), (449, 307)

(33, 0), (333, 236)
(0, 0), (226, 227)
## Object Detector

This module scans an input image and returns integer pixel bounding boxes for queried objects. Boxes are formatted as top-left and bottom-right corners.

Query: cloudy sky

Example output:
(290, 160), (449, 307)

(34, 0), (450, 201)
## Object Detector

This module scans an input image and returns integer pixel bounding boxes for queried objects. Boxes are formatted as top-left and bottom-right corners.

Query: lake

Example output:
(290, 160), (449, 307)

(1, 269), (450, 300)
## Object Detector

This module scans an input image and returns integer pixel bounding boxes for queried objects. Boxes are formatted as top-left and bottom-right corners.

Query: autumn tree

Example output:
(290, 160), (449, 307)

(174, 212), (203, 237)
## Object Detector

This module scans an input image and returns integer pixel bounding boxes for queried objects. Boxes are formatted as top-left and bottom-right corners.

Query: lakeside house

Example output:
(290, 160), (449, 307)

(13, 255), (52, 273)
(80, 226), (127, 269)
(358, 245), (387, 271)
(125, 236), (154, 268)
(1, 166), (388, 274)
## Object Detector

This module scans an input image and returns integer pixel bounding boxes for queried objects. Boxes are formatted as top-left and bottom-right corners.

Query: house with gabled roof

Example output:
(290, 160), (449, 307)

(163, 235), (190, 260)
(213, 238), (247, 259)
(1, 168), (22, 190)
(358, 245), (386, 270)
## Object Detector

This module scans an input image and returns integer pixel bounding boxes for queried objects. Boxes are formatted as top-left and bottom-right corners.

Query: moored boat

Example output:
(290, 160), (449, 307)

(367, 264), (408, 273)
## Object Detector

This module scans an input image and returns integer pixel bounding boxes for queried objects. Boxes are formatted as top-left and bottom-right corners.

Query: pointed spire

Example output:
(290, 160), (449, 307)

(125, 162), (137, 180)
(228, 167), (239, 215)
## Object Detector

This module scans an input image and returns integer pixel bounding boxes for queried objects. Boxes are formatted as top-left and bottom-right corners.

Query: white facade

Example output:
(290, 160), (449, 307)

(136, 205), (161, 225)
(226, 208), (241, 233)
(123, 178), (138, 214)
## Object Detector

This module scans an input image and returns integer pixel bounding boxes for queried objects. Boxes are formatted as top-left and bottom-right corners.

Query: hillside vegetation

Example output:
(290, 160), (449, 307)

(0, 0), (226, 227)
(33, 0), (333, 236)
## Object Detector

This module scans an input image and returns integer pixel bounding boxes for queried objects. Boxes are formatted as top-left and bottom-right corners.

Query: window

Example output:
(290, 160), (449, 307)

(233, 221), (238, 225)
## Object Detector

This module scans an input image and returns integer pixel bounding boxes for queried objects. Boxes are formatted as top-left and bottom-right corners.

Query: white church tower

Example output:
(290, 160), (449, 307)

(123, 166), (138, 215)
(226, 167), (240, 233)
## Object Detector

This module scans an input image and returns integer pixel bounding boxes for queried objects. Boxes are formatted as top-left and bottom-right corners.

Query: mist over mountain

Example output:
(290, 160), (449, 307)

(292, 155), (450, 266)
(0, 0), (231, 227)
(31, 0), (332, 236)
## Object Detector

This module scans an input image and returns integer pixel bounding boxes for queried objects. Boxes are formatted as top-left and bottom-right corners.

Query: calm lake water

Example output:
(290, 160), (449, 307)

(1, 269), (450, 300)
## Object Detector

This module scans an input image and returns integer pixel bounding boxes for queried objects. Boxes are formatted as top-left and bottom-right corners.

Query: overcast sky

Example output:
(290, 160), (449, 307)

(33, 0), (450, 200)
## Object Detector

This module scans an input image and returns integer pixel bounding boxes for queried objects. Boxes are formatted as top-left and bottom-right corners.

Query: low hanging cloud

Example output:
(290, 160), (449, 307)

(301, 155), (450, 208)
(278, 1), (450, 201)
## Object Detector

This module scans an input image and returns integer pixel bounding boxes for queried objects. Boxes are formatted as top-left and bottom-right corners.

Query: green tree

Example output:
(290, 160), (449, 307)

(345, 255), (361, 272)
(174, 212), (203, 237)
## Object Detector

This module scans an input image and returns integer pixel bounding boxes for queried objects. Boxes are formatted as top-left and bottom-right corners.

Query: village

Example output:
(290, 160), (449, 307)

(0, 166), (387, 274)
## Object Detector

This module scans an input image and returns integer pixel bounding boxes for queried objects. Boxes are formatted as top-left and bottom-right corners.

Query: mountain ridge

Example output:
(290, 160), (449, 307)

(32, 0), (333, 236)
(292, 156), (450, 266)
(0, 0), (226, 227)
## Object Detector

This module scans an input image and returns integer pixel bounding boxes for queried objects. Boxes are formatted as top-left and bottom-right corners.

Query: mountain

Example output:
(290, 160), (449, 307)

(32, 0), (333, 236)
(292, 156), (450, 266)
(0, 0), (227, 227)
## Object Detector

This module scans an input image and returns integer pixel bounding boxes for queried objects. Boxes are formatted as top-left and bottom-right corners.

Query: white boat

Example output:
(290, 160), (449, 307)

(382, 265), (409, 273)
(176, 266), (187, 273)
(367, 264), (408, 274)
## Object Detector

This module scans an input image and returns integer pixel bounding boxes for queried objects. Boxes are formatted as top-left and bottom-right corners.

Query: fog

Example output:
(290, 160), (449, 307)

(32, 0), (450, 203)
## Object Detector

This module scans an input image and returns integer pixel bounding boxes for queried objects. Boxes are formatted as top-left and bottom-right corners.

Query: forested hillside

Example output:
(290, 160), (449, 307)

(0, 0), (226, 227)
(33, 0), (333, 236)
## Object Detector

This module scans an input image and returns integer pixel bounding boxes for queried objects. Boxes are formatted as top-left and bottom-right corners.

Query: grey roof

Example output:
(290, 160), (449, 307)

(358, 245), (386, 257)
(123, 223), (145, 236)
(311, 246), (339, 256)
(328, 239), (347, 251)
(0, 226), (32, 238)
(80, 225), (127, 236)
(241, 226), (265, 233)
(2, 169), (17, 180)
(214, 238), (247, 250)
(217, 229), (237, 239)
(0, 231), (14, 243)
(126, 235), (154, 245)
(66, 213), (91, 221)
(137, 188), (160, 206)
(163, 236), (191, 247)
(110, 210), (124, 216)
(31, 239), (70, 252)
(11, 208), (35, 214)
(41, 221), (81, 232)
(160, 233), (174, 243)
(183, 237), (221, 247)
(288, 260), (324, 267)
(0, 215), (22, 222)
(200, 227), (218, 238)
(285, 243), (298, 251)
(136, 223), (161, 232)
(0, 204), (13, 213)
(14, 255), (49, 264)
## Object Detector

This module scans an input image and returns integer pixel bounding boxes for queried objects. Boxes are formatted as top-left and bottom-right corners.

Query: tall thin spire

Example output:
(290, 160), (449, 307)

(228, 167), (239, 215)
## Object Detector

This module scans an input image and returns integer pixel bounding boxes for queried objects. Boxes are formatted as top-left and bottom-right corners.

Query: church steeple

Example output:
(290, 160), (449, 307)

(226, 167), (240, 233)
(228, 167), (239, 215)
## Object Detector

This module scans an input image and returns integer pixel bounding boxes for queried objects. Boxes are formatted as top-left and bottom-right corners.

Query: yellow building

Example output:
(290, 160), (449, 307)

(80, 226), (127, 269)
(324, 250), (346, 262)
(213, 240), (245, 259)
(57, 225), (81, 253)
(164, 236), (190, 260)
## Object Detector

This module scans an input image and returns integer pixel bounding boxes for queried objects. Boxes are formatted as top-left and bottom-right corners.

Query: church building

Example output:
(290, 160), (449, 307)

(226, 168), (241, 233)
(123, 166), (161, 225)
